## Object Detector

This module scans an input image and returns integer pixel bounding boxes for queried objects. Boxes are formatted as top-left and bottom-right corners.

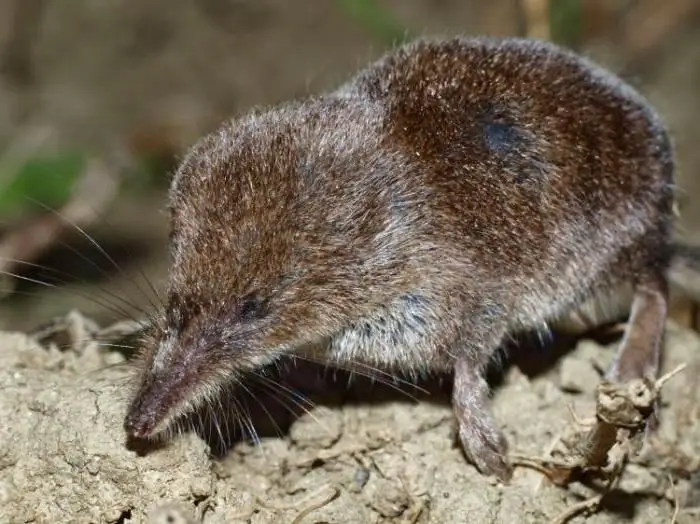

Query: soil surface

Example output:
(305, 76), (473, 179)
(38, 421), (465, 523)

(1, 3), (700, 524)
(2, 311), (699, 523)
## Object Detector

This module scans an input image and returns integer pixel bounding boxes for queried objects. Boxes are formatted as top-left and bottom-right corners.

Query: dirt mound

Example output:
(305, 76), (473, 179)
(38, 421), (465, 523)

(1, 312), (699, 523)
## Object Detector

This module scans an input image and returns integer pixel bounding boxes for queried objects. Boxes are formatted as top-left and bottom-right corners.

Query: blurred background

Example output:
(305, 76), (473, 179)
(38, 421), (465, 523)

(0, 0), (699, 332)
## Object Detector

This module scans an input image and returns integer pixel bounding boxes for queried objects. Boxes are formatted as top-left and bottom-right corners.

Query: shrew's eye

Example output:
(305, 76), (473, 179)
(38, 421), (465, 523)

(238, 293), (268, 321)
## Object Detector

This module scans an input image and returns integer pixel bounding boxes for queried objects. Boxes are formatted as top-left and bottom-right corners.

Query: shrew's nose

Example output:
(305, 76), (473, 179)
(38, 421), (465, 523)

(124, 401), (158, 439)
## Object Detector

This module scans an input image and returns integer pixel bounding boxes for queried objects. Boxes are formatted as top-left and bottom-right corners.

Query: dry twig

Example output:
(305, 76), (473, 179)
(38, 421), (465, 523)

(550, 493), (604, 524)
(290, 485), (340, 524)
(513, 363), (688, 487)
(254, 484), (339, 524)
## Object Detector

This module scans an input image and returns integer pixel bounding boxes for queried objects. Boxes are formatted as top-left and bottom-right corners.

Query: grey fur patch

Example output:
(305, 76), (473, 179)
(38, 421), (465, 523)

(328, 292), (439, 372)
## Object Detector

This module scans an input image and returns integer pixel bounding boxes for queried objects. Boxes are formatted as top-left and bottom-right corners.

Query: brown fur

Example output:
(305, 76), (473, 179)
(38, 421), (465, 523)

(124, 37), (675, 481)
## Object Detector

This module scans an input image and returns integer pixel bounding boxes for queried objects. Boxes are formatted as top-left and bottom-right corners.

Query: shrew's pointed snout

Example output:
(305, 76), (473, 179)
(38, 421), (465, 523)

(123, 371), (185, 440)
(124, 381), (162, 439)
(123, 396), (157, 439)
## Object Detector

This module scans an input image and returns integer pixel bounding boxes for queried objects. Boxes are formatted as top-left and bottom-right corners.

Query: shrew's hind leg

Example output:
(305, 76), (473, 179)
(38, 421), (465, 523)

(451, 320), (512, 481)
(606, 272), (668, 383)
(453, 356), (512, 481)
(605, 270), (668, 436)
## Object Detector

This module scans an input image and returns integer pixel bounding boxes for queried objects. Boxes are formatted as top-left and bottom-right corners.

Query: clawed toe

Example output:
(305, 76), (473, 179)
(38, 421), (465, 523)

(457, 420), (512, 481)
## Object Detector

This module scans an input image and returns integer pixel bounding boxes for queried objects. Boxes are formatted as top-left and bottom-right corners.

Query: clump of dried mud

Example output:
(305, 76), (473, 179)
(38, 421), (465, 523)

(1, 312), (699, 523)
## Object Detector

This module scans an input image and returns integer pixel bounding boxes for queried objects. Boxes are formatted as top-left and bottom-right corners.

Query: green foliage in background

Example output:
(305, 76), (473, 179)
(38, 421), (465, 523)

(550, 0), (583, 49)
(0, 0), (405, 228)
(338, 0), (584, 50)
(0, 153), (85, 222)
(335, 0), (409, 45)
(0, 0), (585, 228)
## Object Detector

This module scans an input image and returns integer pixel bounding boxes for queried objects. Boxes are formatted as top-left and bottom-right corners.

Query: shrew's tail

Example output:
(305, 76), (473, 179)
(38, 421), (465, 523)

(669, 241), (700, 301)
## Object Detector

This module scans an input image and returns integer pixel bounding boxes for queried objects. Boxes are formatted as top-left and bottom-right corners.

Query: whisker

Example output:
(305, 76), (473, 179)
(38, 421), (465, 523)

(210, 395), (230, 452)
(2, 277), (136, 327)
(94, 342), (138, 351)
(255, 382), (306, 421)
(227, 391), (245, 444)
(0, 269), (59, 290)
(230, 383), (260, 447)
(137, 265), (165, 310)
(222, 393), (235, 449)
(224, 323), (426, 397)
(327, 354), (425, 390)
(61, 197), (167, 311)
(251, 373), (334, 438)
(0, 255), (80, 282)
(29, 198), (161, 313)
(28, 326), (142, 348)
(43, 239), (156, 318)
(1, 269), (151, 327)
(230, 388), (250, 444)
(240, 388), (265, 456)
(288, 352), (425, 402)
(88, 199), (166, 310)
(237, 378), (286, 440)
(253, 371), (317, 411)
(82, 360), (134, 376)
(195, 406), (206, 441)
(174, 418), (186, 442)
